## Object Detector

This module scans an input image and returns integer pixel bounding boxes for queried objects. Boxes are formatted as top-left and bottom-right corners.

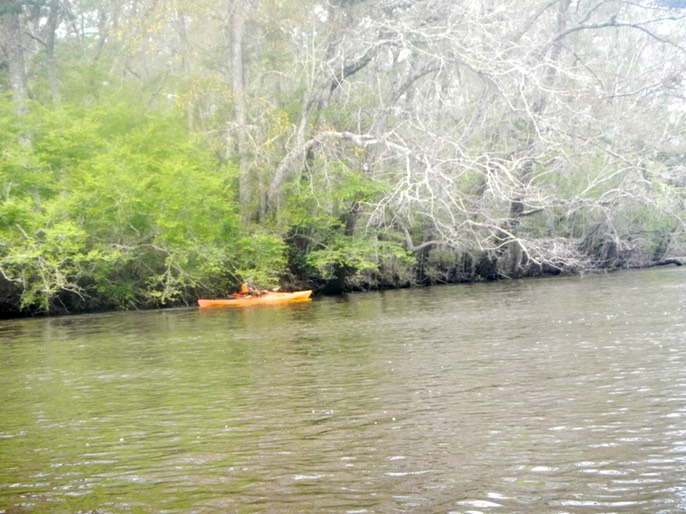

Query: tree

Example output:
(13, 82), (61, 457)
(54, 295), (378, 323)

(24, 0), (64, 105)
(228, 0), (257, 222)
(1, 0), (29, 118)
(278, 0), (686, 279)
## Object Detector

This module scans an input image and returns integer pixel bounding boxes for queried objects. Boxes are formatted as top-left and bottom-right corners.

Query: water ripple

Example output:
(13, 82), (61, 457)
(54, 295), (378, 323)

(1, 268), (686, 512)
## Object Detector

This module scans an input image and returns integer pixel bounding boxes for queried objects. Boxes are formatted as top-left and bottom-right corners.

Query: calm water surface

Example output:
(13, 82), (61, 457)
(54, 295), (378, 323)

(1, 268), (685, 513)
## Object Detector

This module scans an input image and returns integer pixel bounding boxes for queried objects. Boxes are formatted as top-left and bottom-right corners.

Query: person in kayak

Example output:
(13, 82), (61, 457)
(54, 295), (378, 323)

(240, 281), (263, 296)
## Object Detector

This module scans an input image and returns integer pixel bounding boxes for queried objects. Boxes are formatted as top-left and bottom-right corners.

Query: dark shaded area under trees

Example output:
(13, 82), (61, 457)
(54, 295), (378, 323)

(1, 0), (685, 317)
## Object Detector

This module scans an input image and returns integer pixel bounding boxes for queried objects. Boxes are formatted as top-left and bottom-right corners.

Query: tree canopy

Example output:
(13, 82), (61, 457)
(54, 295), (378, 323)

(1, 0), (685, 315)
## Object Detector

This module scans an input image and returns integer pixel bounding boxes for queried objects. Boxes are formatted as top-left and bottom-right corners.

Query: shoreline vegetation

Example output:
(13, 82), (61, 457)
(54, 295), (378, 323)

(2, 1), (686, 318)
(1, 256), (683, 319)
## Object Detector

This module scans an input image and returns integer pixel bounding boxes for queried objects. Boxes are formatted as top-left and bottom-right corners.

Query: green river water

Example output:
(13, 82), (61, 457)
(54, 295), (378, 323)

(1, 267), (685, 513)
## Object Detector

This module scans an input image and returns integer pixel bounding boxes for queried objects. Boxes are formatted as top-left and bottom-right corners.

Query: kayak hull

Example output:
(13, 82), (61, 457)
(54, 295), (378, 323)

(198, 290), (313, 308)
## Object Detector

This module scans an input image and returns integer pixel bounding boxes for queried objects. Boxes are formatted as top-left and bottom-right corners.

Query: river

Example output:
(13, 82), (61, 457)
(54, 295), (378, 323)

(1, 267), (685, 513)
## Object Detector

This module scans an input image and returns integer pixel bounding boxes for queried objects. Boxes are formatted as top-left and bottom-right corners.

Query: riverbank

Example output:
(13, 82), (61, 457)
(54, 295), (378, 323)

(2, 256), (682, 320)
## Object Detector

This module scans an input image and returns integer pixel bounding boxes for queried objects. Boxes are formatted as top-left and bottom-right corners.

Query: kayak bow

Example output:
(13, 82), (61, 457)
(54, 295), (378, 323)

(197, 290), (313, 308)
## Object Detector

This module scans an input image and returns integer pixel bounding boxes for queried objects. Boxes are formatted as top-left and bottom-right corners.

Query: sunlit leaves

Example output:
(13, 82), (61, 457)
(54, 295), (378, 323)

(233, 231), (287, 288)
(0, 97), (242, 312)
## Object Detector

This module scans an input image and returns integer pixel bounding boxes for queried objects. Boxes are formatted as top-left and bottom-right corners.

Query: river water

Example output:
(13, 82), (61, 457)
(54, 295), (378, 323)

(1, 267), (685, 513)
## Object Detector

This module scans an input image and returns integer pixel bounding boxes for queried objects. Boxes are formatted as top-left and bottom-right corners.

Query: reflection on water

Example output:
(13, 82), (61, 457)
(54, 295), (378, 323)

(1, 267), (686, 512)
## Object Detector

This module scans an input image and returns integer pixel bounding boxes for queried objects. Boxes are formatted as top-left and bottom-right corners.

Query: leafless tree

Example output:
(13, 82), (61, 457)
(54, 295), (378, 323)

(258, 0), (686, 275)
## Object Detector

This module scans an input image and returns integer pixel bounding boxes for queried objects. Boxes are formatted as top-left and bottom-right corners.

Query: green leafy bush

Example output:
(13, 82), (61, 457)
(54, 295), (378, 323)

(0, 97), (242, 313)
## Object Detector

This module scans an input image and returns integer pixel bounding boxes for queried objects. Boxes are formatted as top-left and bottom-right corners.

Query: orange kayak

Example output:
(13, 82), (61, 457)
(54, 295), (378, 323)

(197, 290), (313, 308)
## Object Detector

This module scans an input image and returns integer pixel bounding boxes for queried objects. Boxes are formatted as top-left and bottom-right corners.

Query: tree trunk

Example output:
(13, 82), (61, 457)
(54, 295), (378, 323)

(502, 0), (571, 275)
(2, 5), (29, 118)
(45, 0), (61, 106)
(174, 8), (195, 131)
(229, 0), (252, 223)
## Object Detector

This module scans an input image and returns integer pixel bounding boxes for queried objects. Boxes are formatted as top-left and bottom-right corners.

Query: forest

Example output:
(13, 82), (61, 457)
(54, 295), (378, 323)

(1, 0), (685, 316)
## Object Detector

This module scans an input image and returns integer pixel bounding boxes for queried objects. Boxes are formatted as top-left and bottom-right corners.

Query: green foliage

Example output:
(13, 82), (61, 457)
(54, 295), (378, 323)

(280, 161), (386, 228)
(234, 230), (287, 288)
(304, 232), (414, 288)
(272, 159), (417, 289)
(616, 201), (679, 261)
(0, 96), (242, 313)
(305, 236), (378, 281)
(0, 219), (94, 311)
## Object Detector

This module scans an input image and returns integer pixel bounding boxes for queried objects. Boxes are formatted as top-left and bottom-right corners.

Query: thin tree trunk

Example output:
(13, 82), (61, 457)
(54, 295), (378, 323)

(229, 0), (252, 223)
(2, 6), (29, 118)
(175, 8), (193, 130)
(45, 0), (61, 106)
